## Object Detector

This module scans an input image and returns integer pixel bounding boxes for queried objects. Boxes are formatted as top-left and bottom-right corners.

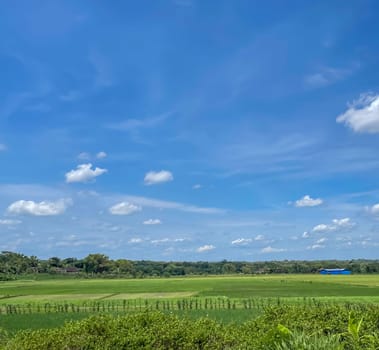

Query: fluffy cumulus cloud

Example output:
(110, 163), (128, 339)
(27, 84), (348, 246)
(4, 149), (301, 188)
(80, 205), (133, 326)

(261, 246), (286, 253)
(295, 195), (323, 207)
(144, 170), (173, 185)
(65, 163), (107, 183)
(332, 218), (354, 228)
(197, 244), (215, 252)
(312, 217), (355, 232)
(109, 202), (141, 215)
(143, 219), (161, 225)
(7, 199), (71, 216)
(231, 238), (252, 246)
(312, 224), (330, 232)
(337, 93), (379, 133)
(302, 231), (310, 238)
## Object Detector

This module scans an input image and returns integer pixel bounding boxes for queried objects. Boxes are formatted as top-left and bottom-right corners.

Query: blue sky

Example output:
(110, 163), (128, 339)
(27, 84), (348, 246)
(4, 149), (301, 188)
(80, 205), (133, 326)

(1, 0), (379, 260)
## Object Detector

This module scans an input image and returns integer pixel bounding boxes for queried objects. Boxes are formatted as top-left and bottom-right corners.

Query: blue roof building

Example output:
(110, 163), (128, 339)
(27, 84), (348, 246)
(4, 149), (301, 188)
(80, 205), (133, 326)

(319, 268), (351, 275)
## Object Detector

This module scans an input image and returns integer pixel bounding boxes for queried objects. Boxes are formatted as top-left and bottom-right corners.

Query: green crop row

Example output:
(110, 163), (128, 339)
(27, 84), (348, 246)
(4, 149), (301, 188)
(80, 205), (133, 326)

(0, 296), (371, 315)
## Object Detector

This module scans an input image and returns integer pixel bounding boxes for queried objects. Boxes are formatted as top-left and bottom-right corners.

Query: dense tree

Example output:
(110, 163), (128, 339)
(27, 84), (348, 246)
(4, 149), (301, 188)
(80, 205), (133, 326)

(0, 251), (378, 278)
(83, 253), (111, 274)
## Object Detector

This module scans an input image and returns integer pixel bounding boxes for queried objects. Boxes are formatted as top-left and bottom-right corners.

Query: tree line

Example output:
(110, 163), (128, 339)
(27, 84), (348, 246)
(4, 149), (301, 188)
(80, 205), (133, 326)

(0, 251), (378, 278)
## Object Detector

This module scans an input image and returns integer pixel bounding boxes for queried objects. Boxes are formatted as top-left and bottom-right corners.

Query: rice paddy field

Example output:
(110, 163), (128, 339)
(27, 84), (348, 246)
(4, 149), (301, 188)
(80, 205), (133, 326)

(0, 274), (378, 334)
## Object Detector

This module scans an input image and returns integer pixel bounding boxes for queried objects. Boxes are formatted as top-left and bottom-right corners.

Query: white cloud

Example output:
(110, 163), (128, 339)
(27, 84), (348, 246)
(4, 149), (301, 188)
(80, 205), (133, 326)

(332, 217), (354, 228)
(119, 194), (224, 214)
(151, 238), (185, 244)
(254, 234), (265, 241)
(106, 112), (172, 132)
(0, 144), (7, 151)
(7, 199), (71, 216)
(312, 218), (355, 232)
(305, 66), (352, 88)
(55, 239), (91, 247)
(128, 238), (143, 244)
(143, 219), (161, 225)
(89, 50), (114, 88)
(144, 170), (173, 185)
(231, 238), (252, 246)
(261, 246), (286, 253)
(77, 152), (90, 160)
(312, 224), (330, 232)
(109, 202), (141, 215)
(0, 219), (21, 225)
(307, 244), (325, 250)
(151, 238), (169, 244)
(192, 184), (202, 190)
(197, 244), (215, 252)
(316, 237), (327, 244)
(96, 151), (107, 159)
(65, 163), (107, 183)
(368, 203), (379, 215)
(337, 93), (379, 133)
(302, 231), (310, 238)
(295, 195), (323, 207)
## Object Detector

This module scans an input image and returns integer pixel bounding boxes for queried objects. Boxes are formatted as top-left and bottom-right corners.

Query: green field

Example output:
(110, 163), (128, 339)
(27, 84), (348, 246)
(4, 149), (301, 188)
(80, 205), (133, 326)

(1, 274), (378, 303)
(0, 274), (378, 335)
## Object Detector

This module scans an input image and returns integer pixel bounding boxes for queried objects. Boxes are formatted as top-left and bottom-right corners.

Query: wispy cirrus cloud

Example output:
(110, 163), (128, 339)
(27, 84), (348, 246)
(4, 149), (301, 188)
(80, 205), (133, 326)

(77, 152), (107, 161)
(0, 219), (22, 225)
(89, 50), (114, 88)
(107, 112), (173, 132)
(305, 65), (356, 88)
(307, 244), (325, 250)
(118, 194), (225, 214)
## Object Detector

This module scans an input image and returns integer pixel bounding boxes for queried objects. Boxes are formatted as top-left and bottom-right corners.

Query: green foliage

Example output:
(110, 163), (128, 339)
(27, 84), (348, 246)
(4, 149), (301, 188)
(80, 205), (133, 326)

(1, 250), (379, 277)
(2, 304), (379, 350)
(275, 332), (342, 350)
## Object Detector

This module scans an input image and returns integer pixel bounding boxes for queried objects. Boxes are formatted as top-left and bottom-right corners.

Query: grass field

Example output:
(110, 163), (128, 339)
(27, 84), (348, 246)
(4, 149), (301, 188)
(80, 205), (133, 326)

(1, 274), (378, 303)
(0, 274), (378, 334)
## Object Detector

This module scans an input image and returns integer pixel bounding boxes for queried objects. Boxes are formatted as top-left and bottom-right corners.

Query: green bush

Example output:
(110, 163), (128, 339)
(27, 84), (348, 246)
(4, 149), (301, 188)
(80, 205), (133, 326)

(3, 304), (379, 349)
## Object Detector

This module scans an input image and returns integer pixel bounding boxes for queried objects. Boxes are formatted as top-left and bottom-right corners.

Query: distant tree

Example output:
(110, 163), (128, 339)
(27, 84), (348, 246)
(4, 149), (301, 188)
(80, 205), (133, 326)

(83, 254), (110, 274)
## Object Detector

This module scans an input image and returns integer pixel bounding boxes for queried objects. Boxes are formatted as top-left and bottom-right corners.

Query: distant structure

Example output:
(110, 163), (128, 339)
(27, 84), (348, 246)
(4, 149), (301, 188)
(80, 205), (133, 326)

(319, 268), (351, 275)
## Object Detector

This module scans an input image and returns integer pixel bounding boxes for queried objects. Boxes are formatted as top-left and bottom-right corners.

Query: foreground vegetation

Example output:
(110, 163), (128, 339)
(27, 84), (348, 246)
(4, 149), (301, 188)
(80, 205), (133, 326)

(1, 304), (378, 349)
(0, 264), (377, 348)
